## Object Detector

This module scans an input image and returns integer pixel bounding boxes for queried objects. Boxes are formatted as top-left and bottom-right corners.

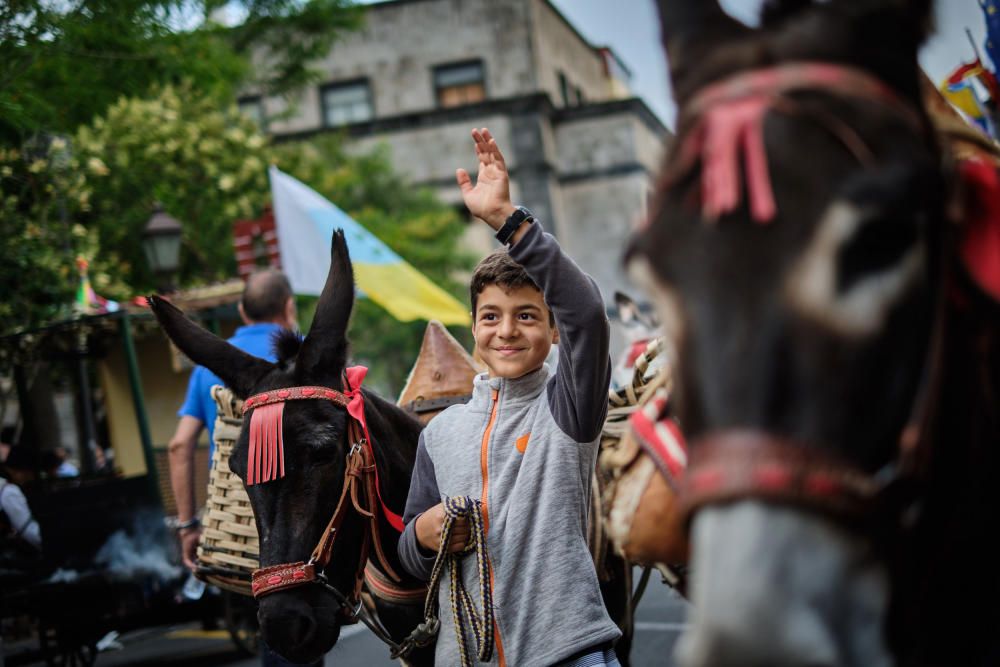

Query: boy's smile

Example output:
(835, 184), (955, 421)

(473, 284), (558, 379)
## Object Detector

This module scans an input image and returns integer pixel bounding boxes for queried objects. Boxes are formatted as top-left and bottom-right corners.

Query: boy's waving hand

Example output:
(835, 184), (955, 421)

(456, 127), (516, 230)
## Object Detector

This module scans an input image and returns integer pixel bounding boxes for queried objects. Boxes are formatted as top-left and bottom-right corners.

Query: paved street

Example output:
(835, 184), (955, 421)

(5, 570), (688, 666)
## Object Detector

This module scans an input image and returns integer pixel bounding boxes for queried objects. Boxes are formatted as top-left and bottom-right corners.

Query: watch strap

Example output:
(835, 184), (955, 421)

(495, 206), (533, 245)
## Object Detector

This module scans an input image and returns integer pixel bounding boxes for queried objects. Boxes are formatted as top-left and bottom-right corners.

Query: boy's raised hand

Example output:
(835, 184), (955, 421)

(415, 502), (470, 554)
(456, 127), (516, 230)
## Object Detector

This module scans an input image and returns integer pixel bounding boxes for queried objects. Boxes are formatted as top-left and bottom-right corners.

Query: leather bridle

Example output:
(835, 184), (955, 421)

(241, 372), (432, 658)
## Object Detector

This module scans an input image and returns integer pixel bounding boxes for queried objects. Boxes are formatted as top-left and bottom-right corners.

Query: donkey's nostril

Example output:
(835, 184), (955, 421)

(259, 597), (340, 663)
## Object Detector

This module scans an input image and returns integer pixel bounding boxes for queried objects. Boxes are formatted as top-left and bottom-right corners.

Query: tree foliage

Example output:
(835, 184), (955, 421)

(0, 0), (361, 142)
(1, 0), (476, 393)
(0, 84), (475, 394)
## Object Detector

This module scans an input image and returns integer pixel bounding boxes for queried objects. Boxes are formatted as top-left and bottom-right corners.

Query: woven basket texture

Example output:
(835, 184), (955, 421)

(196, 385), (258, 595)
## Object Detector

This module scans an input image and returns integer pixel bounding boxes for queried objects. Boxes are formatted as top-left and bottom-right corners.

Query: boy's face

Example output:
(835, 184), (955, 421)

(472, 284), (558, 379)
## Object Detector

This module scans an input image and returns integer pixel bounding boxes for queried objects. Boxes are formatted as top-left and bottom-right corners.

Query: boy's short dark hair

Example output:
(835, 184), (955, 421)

(470, 251), (554, 325)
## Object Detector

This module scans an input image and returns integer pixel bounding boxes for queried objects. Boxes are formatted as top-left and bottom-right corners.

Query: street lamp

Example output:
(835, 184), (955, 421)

(142, 203), (183, 293)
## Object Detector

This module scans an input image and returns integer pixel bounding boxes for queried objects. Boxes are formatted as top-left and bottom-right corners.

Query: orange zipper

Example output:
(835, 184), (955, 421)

(480, 388), (506, 665)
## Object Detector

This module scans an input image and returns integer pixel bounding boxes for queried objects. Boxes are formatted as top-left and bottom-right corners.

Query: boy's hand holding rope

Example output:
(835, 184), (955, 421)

(410, 496), (495, 666)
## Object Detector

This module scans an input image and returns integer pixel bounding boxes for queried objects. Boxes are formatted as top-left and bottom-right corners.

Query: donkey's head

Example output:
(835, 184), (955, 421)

(634, 0), (941, 489)
(627, 1), (943, 661)
(150, 230), (366, 662)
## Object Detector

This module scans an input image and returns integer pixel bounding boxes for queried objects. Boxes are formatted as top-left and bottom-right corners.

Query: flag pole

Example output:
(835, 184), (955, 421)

(968, 27), (984, 63)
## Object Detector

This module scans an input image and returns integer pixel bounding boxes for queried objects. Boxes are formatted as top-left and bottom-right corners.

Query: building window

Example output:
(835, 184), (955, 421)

(558, 71), (570, 106)
(237, 96), (265, 128)
(321, 80), (373, 126)
(434, 61), (486, 108)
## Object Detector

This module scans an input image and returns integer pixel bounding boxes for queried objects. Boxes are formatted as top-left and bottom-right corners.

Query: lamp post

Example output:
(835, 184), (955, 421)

(141, 203), (183, 293)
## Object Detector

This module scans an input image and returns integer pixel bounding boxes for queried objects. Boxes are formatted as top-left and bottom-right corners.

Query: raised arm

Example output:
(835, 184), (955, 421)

(510, 223), (611, 442)
(456, 127), (611, 442)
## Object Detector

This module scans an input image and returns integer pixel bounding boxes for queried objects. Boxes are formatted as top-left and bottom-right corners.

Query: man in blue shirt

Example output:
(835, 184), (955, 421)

(167, 269), (297, 572)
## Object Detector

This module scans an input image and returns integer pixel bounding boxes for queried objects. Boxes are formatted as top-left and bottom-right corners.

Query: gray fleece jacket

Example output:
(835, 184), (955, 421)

(398, 221), (620, 666)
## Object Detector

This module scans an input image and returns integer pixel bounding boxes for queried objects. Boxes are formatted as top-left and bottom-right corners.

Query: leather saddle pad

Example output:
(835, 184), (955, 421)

(397, 321), (482, 424)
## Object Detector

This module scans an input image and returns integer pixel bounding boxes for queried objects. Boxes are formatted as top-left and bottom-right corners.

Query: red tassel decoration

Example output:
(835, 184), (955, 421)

(247, 402), (286, 486)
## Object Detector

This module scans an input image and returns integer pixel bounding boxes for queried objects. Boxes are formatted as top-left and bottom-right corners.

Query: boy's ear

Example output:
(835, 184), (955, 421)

(551, 326), (560, 345)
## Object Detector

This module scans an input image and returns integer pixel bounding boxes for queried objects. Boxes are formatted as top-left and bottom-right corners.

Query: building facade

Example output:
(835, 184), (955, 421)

(242, 0), (670, 326)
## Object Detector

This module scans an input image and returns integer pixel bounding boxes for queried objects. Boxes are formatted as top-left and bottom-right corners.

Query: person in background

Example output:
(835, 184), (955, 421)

(41, 447), (79, 478)
(0, 446), (42, 567)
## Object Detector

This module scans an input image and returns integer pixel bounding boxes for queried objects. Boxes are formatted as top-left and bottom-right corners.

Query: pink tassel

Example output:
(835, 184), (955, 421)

(247, 402), (286, 485)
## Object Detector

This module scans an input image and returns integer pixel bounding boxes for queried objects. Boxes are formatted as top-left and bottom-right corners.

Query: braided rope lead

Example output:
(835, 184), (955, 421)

(422, 496), (494, 667)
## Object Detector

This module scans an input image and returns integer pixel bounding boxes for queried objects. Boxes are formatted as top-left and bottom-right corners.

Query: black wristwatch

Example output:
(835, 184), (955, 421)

(495, 206), (533, 246)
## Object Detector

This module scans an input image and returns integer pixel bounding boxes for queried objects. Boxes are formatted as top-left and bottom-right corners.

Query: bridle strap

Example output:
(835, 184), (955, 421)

(655, 61), (927, 226)
(242, 385), (350, 412)
(252, 421), (402, 598)
(678, 430), (880, 524)
(681, 62), (923, 130)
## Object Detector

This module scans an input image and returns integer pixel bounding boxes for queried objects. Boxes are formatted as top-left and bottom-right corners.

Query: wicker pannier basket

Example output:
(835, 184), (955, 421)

(195, 385), (258, 595)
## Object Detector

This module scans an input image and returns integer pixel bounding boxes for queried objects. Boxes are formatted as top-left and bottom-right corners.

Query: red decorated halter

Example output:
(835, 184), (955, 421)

(655, 61), (925, 226)
(241, 366), (404, 532)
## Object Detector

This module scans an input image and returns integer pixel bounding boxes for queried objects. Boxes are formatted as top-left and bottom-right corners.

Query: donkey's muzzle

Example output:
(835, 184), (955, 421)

(258, 591), (341, 662)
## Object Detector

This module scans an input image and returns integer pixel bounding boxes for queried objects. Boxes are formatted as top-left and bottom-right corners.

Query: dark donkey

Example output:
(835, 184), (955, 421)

(629, 1), (998, 666)
(149, 230), (433, 665)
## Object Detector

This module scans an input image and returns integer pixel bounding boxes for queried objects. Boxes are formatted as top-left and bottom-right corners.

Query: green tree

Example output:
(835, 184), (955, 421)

(0, 84), (475, 393)
(0, 0), (361, 142)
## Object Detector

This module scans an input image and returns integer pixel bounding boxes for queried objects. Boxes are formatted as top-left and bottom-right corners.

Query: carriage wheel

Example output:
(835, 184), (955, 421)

(223, 590), (259, 657)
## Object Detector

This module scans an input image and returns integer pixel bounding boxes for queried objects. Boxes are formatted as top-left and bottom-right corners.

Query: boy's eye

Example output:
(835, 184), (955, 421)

(518, 312), (536, 321)
(481, 313), (497, 321)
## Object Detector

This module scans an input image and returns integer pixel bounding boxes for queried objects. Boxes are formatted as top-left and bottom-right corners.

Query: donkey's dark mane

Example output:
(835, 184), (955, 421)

(273, 328), (303, 364)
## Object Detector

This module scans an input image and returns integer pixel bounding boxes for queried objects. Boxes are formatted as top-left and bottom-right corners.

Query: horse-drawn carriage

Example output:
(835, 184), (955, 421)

(0, 475), (225, 667)
(0, 304), (260, 666)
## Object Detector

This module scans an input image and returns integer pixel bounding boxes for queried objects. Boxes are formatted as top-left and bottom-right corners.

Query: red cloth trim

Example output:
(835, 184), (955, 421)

(699, 96), (776, 223)
(958, 158), (1000, 303)
(658, 62), (920, 228)
(240, 368), (405, 532)
(629, 387), (688, 486)
(341, 367), (405, 532)
(624, 339), (650, 369)
(247, 402), (284, 486)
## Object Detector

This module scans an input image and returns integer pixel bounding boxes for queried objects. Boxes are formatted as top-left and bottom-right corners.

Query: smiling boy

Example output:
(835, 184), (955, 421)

(398, 128), (621, 666)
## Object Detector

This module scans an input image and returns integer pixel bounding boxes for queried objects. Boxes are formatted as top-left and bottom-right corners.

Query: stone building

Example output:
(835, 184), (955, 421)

(241, 0), (670, 321)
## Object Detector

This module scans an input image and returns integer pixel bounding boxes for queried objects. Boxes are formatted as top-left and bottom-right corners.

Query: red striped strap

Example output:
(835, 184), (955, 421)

(678, 430), (879, 522)
(629, 386), (688, 490)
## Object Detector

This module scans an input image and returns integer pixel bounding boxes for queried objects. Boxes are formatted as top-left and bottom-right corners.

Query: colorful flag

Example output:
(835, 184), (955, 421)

(268, 166), (470, 325)
(941, 60), (995, 132)
(75, 257), (119, 314)
(981, 0), (1000, 74)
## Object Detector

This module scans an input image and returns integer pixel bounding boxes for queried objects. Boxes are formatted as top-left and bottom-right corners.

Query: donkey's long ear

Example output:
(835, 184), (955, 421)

(147, 295), (275, 398)
(655, 1), (749, 97)
(296, 229), (353, 386)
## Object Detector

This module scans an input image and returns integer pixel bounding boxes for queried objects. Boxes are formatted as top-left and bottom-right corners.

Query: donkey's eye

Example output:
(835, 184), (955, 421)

(836, 216), (918, 293)
(310, 442), (340, 464)
(785, 199), (926, 337)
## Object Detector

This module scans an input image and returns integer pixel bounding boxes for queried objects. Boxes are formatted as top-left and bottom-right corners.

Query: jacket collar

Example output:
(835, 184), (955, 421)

(470, 364), (551, 407)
